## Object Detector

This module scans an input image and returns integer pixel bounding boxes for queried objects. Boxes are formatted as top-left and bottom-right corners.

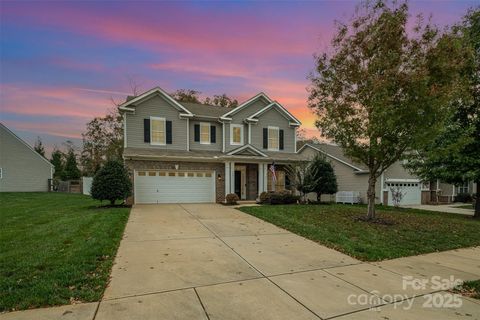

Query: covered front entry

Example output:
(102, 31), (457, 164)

(134, 170), (215, 204)
(225, 162), (289, 201)
(231, 164), (258, 200)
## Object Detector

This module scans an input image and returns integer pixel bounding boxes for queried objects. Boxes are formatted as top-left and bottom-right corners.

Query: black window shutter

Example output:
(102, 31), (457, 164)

(263, 128), (268, 149)
(279, 129), (284, 150)
(166, 120), (172, 144)
(210, 125), (216, 143)
(194, 124), (200, 142)
(144, 119), (150, 143)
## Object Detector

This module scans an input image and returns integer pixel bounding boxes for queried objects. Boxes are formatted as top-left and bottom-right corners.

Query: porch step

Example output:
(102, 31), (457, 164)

(237, 200), (257, 204)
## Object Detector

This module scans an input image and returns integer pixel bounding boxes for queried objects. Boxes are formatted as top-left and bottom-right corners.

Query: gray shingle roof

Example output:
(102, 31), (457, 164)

(123, 147), (306, 163)
(305, 143), (369, 171)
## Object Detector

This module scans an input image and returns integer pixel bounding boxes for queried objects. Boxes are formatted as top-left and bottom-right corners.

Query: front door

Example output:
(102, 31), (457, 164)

(234, 171), (241, 198)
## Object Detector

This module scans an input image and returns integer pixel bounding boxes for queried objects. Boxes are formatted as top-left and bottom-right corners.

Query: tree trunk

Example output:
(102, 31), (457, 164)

(366, 174), (377, 220)
(474, 180), (479, 219)
(110, 199), (115, 206)
(317, 193), (322, 202)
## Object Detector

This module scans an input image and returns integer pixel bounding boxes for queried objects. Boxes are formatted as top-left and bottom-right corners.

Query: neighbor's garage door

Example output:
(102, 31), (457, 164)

(135, 170), (215, 204)
(386, 182), (421, 206)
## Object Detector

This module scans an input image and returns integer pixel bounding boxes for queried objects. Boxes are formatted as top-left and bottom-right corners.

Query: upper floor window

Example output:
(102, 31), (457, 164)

(230, 124), (244, 145)
(150, 117), (166, 145)
(268, 126), (279, 150)
(200, 122), (210, 144)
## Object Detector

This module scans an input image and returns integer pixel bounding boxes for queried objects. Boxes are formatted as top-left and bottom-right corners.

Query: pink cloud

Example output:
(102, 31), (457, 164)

(1, 84), (123, 119)
(2, 3), (330, 58)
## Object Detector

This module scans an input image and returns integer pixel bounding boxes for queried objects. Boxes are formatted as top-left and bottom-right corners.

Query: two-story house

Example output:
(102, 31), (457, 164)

(119, 87), (303, 204)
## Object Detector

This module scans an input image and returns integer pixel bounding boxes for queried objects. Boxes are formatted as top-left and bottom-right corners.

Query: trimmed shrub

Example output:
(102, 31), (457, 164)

(225, 193), (239, 205)
(260, 190), (300, 205)
(259, 191), (271, 204)
(91, 160), (132, 205)
(455, 193), (473, 203)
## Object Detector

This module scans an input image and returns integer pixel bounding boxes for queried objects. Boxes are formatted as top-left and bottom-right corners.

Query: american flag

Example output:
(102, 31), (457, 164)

(269, 162), (277, 182)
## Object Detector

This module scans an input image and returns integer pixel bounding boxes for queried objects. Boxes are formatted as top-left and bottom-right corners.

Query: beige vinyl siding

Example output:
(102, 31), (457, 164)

(126, 95), (187, 150)
(251, 108), (295, 153)
(383, 161), (417, 180)
(189, 120), (222, 151)
(301, 147), (381, 203)
(0, 125), (52, 192)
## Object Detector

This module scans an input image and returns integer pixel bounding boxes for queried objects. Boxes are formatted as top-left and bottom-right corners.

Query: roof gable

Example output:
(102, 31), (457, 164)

(220, 92), (273, 120)
(297, 143), (368, 172)
(227, 144), (268, 157)
(118, 87), (193, 116)
(0, 123), (54, 168)
(247, 101), (301, 126)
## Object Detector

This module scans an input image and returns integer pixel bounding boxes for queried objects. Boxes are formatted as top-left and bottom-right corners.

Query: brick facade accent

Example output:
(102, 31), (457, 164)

(125, 160), (225, 204)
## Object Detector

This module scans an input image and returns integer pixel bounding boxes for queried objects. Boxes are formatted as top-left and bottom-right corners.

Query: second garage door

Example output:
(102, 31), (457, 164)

(386, 181), (421, 206)
(135, 170), (215, 204)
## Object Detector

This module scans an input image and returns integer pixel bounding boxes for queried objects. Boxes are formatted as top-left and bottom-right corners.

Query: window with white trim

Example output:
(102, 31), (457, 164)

(200, 122), (210, 144)
(268, 126), (279, 150)
(230, 124), (243, 145)
(456, 182), (469, 194)
(150, 117), (166, 145)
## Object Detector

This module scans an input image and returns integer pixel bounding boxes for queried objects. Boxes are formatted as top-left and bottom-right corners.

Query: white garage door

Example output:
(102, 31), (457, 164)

(135, 170), (215, 204)
(386, 182), (421, 206)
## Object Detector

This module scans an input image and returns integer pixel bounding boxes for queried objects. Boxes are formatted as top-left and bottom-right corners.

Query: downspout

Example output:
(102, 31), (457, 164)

(186, 118), (190, 151)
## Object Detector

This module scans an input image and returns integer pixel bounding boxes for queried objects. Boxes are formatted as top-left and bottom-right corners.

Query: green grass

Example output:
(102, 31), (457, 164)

(239, 204), (480, 262)
(0, 193), (130, 312)
(457, 204), (474, 209)
(454, 280), (480, 299)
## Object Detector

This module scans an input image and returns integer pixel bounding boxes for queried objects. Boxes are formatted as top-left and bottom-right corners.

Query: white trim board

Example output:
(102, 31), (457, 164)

(0, 123), (54, 168)
(221, 92), (273, 119)
(118, 87), (194, 116)
(227, 144), (268, 157)
(297, 143), (367, 172)
(247, 101), (301, 126)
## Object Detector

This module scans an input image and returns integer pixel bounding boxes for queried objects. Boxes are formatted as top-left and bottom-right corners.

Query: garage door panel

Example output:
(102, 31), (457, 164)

(135, 171), (215, 204)
(387, 182), (421, 206)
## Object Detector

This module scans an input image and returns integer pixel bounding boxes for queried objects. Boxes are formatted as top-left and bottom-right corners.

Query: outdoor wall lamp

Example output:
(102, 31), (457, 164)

(174, 164), (179, 170)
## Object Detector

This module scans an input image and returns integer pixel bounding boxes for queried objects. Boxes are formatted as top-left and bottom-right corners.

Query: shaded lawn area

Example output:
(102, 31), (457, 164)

(0, 193), (130, 312)
(457, 204), (474, 209)
(239, 204), (480, 262)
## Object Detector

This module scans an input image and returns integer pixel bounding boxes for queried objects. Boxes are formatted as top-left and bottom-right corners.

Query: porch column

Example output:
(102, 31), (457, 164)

(230, 161), (235, 195)
(263, 163), (268, 192)
(224, 162), (230, 196)
(258, 163), (264, 195)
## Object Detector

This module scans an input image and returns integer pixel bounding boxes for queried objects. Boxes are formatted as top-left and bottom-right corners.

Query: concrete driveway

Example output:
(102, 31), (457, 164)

(3, 204), (479, 320)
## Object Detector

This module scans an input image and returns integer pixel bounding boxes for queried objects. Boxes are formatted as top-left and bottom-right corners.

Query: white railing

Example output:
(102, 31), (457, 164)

(336, 191), (361, 204)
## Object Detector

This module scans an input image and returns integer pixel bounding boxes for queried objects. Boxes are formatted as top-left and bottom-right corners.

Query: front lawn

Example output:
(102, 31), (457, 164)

(0, 193), (130, 312)
(239, 204), (480, 261)
(457, 204), (474, 209)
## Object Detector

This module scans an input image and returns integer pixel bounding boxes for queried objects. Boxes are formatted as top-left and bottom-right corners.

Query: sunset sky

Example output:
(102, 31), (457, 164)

(0, 0), (476, 154)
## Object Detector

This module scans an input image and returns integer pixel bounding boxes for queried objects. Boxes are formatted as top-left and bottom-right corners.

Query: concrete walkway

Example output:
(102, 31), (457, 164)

(403, 203), (475, 216)
(2, 204), (479, 320)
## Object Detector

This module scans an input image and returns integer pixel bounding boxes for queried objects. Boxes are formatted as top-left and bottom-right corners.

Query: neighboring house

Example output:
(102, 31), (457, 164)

(297, 143), (476, 206)
(0, 123), (53, 192)
(119, 87), (303, 204)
